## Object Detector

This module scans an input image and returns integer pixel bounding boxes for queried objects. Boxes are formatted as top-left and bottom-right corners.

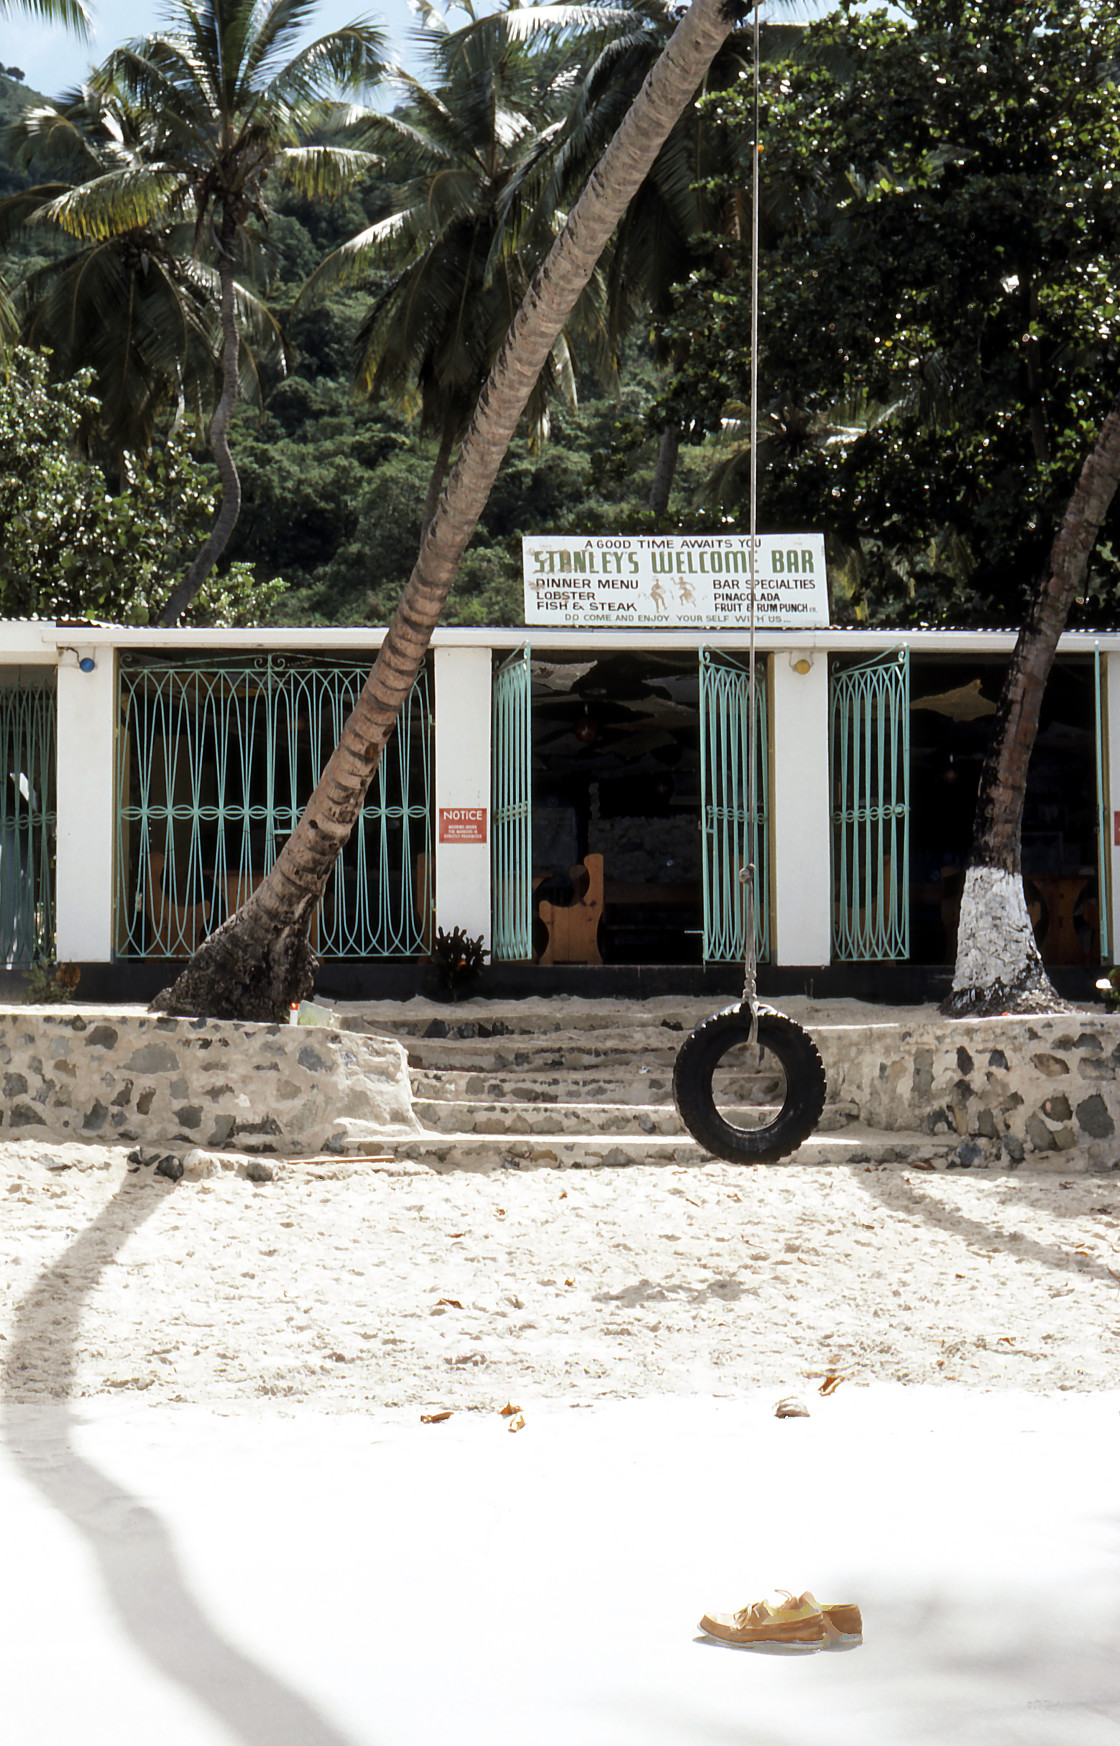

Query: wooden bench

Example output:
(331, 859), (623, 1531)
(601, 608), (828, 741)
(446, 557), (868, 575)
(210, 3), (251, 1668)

(536, 859), (702, 964)
(538, 854), (604, 964)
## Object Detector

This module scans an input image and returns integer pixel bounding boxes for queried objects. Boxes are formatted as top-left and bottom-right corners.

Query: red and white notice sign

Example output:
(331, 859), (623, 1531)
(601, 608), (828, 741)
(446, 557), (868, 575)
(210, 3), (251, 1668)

(438, 807), (487, 844)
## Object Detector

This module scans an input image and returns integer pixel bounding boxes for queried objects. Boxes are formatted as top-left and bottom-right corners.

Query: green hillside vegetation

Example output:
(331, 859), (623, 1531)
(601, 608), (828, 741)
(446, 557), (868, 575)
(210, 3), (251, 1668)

(1, 2), (1119, 634)
(227, 287), (712, 628)
(0, 70), (42, 197)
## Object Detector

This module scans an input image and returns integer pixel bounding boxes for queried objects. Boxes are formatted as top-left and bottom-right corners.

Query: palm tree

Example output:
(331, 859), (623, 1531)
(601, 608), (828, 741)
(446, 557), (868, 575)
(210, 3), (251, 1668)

(152, 0), (740, 1022)
(43, 0), (384, 623)
(552, 0), (760, 509)
(942, 398), (1120, 1014)
(301, 0), (610, 538)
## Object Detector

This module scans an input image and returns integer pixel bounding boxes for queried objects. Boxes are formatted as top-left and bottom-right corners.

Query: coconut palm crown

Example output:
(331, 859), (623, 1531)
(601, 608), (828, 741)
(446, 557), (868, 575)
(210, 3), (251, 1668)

(38, 0), (385, 623)
(0, 85), (286, 471)
(301, 0), (630, 534)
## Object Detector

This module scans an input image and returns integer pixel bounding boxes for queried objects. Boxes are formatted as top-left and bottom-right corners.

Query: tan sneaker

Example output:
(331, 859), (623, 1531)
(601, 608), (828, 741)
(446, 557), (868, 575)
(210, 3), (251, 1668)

(699, 1590), (826, 1648)
(819, 1600), (863, 1645)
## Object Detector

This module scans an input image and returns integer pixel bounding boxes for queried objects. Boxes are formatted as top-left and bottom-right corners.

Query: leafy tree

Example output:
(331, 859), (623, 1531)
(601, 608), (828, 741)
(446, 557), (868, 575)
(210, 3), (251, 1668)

(946, 395), (1120, 1013)
(658, 0), (1120, 628)
(151, 0), (741, 1020)
(222, 292), (706, 627)
(45, 0), (388, 623)
(0, 346), (274, 623)
(654, 0), (1120, 1011)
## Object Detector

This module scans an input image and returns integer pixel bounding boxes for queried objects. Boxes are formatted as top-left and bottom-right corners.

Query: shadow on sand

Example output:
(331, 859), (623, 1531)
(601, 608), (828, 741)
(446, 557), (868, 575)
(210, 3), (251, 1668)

(2, 1169), (364, 1746)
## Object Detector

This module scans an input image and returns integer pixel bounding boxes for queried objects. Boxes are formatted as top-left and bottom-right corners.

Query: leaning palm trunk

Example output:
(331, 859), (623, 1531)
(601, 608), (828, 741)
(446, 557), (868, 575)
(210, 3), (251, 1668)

(152, 0), (737, 1020)
(420, 427), (455, 544)
(156, 211), (243, 627)
(648, 422), (681, 513)
(943, 385), (1120, 1015)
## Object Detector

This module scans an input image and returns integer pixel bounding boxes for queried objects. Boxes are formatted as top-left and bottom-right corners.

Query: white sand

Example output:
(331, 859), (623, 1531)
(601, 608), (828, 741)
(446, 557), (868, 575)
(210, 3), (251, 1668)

(3, 1133), (1118, 1409)
(4, 1018), (1120, 1745)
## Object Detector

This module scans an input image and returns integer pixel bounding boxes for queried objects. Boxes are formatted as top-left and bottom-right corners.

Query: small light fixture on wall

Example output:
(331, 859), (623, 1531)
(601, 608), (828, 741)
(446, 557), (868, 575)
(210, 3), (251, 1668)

(59, 647), (97, 673)
(789, 652), (814, 675)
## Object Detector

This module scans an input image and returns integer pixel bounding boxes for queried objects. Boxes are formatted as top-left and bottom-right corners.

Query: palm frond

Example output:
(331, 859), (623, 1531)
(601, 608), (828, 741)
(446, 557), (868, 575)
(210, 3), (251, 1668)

(0, 275), (16, 354)
(252, 22), (387, 113)
(444, 4), (634, 50)
(6, 101), (104, 176)
(297, 206), (427, 300)
(0, 183), (73, 248)
(272, 143), (381, 198)
(350, 102), (458, 169)
(239, 0), (325, 88)
(36, 169), (185, 240)
(8, 0), (90, 32)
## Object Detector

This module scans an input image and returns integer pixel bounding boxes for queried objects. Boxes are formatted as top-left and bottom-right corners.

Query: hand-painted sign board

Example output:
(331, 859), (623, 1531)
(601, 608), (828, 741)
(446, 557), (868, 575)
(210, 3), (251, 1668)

(439, 807), (487, 844)
(522, 533), (829, 628)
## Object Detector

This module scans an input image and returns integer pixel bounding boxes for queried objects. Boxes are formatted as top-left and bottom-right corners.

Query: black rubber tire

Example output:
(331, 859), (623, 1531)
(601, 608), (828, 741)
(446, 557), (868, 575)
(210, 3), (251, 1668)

(673, 1004), (827, 1164)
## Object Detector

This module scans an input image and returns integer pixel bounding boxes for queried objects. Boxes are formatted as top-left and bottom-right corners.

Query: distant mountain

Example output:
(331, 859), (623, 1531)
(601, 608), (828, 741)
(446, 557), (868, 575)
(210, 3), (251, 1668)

(0, 70), (49, 197)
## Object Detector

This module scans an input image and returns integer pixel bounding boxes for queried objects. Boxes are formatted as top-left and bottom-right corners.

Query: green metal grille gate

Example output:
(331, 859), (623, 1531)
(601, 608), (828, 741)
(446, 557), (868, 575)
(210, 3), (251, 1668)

(116, 654), (432, 958)
(699, 649), (771, 965)
(830, 648), (910, 961)
(491, 647), (533, 962)
(1095, 647), (1111, 962)
(0, 679), (57, 965)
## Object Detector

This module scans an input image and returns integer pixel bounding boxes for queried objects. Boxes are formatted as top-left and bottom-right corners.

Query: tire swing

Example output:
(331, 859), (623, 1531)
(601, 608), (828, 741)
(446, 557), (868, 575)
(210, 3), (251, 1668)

(672, 801), (827, 1162)
(673, 999), (827, 1166)
(672, 13), (827, 1166)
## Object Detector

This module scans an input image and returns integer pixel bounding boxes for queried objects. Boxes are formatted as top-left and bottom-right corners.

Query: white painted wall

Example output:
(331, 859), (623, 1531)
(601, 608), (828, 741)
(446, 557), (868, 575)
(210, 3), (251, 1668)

(433, 646), (493, 947)
(769, 651), (832, 965)
(55, 649), (116, 961)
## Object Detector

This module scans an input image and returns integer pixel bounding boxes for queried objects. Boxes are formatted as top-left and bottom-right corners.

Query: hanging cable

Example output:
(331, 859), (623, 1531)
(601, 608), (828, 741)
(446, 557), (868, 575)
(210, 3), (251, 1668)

(673, 5), (829, 1166)
(741, 0), (762, 1030)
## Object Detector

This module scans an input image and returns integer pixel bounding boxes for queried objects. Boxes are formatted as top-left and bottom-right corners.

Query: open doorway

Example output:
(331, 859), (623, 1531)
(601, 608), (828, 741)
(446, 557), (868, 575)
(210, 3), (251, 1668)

(528, 653), (704, 963)
(909, 655), (1103, 966)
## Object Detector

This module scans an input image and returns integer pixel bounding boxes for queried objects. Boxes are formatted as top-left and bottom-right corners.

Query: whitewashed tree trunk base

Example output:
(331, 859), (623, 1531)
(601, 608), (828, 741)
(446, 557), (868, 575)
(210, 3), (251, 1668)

(941, 864), (1071, 1015)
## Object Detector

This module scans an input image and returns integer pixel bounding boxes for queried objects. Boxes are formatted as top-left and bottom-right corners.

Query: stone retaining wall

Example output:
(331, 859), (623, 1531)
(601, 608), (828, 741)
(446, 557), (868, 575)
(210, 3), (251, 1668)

(818, 1012), (1120, 1169)
(0, 1008), (418, 1154)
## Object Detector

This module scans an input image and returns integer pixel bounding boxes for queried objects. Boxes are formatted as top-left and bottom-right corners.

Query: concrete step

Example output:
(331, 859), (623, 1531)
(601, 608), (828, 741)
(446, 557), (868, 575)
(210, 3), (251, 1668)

(409, 1068), (677, 1105)
(401, 1036), (687, 1073)
(390, 1126), (957, 1172)
(412, 1097), (862, 1137)
(336, 1002), (715, 1040)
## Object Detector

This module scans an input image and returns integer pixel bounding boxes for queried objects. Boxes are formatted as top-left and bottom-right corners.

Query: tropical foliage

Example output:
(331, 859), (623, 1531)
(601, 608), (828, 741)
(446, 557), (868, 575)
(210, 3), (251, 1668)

(300, 0), (616, 533)
(151, 0), (739, 1019)
(0, 85), (245, 468)
(2, 1), (1120, 643)
(655, 0), (1120, 627)
(0, 346), (272, 623)
(2, 0), (89, 32)
(30, 0), (386, 620)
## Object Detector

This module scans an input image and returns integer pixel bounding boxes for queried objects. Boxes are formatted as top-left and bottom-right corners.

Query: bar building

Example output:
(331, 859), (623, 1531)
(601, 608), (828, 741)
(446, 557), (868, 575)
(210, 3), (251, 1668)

(0, 614), (1115, 1002)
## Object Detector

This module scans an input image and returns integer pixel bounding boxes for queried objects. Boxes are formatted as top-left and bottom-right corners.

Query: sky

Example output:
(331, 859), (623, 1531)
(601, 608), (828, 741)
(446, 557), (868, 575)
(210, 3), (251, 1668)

(0, 0), (424, 99)
(0, 1), (831, 106)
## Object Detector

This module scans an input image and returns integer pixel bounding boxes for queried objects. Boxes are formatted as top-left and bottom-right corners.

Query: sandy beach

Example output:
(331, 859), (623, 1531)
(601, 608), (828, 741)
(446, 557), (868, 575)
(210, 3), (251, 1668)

(3, 999), (1120, 1746)
(3, 1112), (1118, 1412)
